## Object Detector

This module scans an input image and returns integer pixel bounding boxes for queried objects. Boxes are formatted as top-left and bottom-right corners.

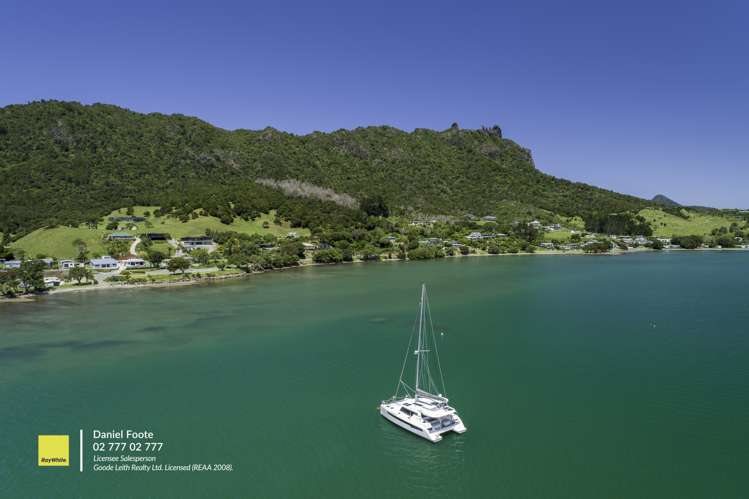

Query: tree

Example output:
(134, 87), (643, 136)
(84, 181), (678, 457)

(360, 195), (390, 218)
(191, 248), (211, 265)
(0, 269), (21, 297)
(167, 257), (190, 274)
(72, 238), (89, 263)
(146, 249), (167, 267)
(583, 241), (611, 254)
(107, 240), (130, 259)
(672, 235), (703, 249)
(358, 244), (380, 261)
(68, 266), (95, 284)
(279, 241), (305, 259)
(19, 260), (46, 293)
(313, 249), (343, 264)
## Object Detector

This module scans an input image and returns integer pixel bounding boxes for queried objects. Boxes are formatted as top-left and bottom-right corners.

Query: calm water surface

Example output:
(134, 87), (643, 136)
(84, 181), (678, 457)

(1, 252), (748, 498)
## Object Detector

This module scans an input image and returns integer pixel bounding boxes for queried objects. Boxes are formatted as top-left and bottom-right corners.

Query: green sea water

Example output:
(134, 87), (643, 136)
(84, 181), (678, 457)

(1, 252), (748, 498)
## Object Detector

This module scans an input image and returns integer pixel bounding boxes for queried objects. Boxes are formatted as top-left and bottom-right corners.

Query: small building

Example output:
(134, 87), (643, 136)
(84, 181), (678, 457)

(528, 220), (542, 228)
(59, 259), (75, 270)
(180, 236), (215, 250)
(143, 232), (170, 241)
(4, 260), (22, 269)
(482, 215), (497, 222)
(107, 232), (136, 241)
(123, 258), (146, 268)
(91, 256), (119, 270)
(467, 232), (483, 240)
(109, 215), (145, 222)
(539, 242), (555, 249)
(302, 242), (318, 250)
(286, 232), (299, 239)
(43, 277), (62, 287)
(418, 238), (442, 246)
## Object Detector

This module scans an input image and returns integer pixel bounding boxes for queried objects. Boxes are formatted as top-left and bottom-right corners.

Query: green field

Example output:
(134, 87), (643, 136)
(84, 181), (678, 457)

(543, 229), (574, 242)
(10, 206), (309, 259)
(639, 208), (738, 237)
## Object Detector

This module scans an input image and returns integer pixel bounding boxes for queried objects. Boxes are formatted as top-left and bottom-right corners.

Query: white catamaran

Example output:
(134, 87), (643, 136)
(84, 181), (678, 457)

(379, 284), (467, 442)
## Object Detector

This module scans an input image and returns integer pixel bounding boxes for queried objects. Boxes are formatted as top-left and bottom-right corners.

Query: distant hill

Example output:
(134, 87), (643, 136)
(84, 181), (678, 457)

(0, 100), (654, 238)
(652, 194), (681, 207)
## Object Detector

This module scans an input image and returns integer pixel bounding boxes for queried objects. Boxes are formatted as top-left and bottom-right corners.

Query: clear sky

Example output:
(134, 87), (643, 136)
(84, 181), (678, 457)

(2, 1), (747, 208)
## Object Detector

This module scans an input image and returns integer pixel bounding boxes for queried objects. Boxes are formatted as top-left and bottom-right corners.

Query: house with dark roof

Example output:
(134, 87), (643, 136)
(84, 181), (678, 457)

(107, 232), (136, 241)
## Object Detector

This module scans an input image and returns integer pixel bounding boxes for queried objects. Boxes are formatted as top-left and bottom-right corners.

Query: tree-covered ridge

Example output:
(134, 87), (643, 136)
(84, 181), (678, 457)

(0, 100), (653, 238)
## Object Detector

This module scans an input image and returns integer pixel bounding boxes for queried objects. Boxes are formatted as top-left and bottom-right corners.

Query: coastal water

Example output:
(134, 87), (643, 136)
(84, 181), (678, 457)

(1, 252), (748, 498)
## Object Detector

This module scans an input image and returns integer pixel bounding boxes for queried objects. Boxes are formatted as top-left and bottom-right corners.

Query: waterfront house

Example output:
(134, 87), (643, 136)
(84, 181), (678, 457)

(539, 242), (555, 249)
(143, 232), (170, 241)
(43, 277), (62, 287)
(123, 258), (146, 268)
(59, 259), (75, 270)
(5, 260), (22, 269)
(180, 236), (215, 250)
(90, 256), (119, 270)
(657, 238), (672, 247)
(107, 232), (136, 241)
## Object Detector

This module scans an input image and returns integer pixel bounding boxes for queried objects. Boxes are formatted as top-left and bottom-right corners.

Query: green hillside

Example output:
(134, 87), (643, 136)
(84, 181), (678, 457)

(0, 100), (653, 240)
(639, 208), (740, 237)
(10, 207), (308, 259)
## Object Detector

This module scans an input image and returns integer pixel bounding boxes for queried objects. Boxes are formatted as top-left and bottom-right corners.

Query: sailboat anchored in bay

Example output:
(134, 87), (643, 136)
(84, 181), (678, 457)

(379, 284), (467, 442)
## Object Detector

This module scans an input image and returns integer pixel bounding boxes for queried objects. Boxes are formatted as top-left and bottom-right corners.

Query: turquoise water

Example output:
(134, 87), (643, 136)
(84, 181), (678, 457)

(1, 252), (748, 498)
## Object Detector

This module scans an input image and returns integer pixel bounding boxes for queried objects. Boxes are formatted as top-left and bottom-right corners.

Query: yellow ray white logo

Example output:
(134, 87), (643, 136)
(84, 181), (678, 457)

(38, 435), (69, 467)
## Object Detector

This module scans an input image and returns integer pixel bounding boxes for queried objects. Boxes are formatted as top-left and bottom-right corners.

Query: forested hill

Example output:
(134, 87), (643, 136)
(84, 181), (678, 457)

(0, 100), (651, 238)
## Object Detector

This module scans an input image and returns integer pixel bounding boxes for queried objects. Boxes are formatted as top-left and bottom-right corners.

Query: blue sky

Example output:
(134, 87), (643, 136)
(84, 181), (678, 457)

(2, 1), (747, 207)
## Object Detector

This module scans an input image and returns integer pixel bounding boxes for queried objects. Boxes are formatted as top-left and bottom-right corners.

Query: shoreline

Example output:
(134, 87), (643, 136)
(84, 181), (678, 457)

(2, 247), (747, 304)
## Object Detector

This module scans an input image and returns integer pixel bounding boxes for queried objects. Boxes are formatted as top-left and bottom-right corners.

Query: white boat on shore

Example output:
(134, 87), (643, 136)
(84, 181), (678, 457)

(379, 284), (467, 443)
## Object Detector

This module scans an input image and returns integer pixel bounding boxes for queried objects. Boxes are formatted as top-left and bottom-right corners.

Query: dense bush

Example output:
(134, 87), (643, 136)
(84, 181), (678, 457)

(313, 249), (344, 264)
(0, 100), (655, 239)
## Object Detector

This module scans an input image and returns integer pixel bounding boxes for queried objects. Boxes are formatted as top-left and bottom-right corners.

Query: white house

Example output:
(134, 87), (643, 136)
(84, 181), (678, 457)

(59, 259), (75, 270)
(4, 260), (22, 269)
(43, 277), (62, 287)
(467, 232), (483, 240)
(180, 236), (215, 251)
(91, 256), (118, 270)
(123, 258), (146, 268)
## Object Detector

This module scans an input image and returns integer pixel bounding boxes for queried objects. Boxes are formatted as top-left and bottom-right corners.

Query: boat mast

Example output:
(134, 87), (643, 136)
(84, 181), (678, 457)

(414, 284), (425, 399)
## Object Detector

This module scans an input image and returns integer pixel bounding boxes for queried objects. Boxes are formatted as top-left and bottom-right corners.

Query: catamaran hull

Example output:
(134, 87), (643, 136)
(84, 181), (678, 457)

(379, 405), (466, 443)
